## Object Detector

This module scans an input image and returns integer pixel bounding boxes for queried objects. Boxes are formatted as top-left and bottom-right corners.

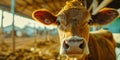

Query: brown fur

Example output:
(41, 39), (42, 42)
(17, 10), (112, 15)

(32, 0), (118, 60)
(86, 30), (116, 60)
(66, 30), (116, 60)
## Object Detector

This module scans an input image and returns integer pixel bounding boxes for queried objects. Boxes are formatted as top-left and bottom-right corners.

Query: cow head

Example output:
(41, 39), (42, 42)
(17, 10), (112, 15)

(32, 0), (118, 59)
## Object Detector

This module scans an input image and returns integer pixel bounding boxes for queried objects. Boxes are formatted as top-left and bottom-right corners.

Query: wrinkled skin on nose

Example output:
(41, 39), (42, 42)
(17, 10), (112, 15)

(57, 1), (91, 58)
(61, 36), (89, 58)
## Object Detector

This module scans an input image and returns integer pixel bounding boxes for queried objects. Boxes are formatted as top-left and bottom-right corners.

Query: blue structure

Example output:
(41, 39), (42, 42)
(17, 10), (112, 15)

(103, 18), (120, 33)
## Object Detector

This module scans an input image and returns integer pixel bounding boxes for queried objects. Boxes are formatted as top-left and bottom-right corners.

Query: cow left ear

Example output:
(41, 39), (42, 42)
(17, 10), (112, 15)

(90, 8), (119, 26)
(32, 9), (57, 25)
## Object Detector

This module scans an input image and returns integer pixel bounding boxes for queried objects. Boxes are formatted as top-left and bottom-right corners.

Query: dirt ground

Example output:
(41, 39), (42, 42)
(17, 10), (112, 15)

(0, 35), (66, 60)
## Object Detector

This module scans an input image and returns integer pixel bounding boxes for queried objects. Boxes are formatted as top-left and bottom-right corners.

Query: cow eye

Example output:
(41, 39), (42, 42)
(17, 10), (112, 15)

(56, 20), (61, 25)
(88, 20), (92, 24)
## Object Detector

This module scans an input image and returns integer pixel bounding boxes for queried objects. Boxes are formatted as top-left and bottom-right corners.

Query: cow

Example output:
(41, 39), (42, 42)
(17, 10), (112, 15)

(32, 0), (119, 60)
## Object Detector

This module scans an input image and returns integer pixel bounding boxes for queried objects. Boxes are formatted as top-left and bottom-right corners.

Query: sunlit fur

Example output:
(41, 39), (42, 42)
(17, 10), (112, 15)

(57, 0), (91, 58)
(32, 0), (118, 60)
(86, 30), (116, 60)
(57, 0), (90, 42)
(56, 0), (116, 60)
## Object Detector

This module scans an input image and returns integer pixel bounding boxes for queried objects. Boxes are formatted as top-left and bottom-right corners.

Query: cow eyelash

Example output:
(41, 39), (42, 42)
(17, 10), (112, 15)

(88, 20), (91, 24)
(88, 20), (92, 24)
(56, 20), (61, 25)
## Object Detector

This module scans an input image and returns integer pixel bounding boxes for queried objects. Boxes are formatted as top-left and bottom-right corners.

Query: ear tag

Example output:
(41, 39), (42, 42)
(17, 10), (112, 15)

(44, 19), (51, 25)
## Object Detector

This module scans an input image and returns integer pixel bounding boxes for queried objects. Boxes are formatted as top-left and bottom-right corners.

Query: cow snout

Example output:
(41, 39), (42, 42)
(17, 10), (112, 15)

(63, 37), (86, 54)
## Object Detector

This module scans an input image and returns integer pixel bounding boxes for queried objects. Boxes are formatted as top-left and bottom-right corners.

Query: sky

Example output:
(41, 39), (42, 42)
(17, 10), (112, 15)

(0, 10), (56, 29)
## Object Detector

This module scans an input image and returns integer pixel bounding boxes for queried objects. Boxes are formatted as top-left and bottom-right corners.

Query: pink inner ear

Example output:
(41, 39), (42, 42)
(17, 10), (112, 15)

(32, 10), (57, 25)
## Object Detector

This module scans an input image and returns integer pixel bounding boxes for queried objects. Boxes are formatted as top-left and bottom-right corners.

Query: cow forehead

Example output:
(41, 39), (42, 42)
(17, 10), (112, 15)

(57, 0), (84, 16)
(57, 0), (90, 24)
(57, 8), (90, 25)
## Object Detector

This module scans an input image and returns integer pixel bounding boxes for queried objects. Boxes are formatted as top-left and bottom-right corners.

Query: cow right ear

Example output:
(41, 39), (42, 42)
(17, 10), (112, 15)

(89, 8), (119, 26)
(32, 9), (57, 25)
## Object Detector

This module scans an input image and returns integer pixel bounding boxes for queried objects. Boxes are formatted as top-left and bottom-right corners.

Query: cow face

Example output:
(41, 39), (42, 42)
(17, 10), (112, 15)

(32, 0), (118, 59)
(56, 1), (90, 58)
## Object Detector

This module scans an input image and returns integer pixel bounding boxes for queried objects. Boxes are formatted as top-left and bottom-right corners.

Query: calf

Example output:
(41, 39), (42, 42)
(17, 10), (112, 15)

(32, 0), (119, 60)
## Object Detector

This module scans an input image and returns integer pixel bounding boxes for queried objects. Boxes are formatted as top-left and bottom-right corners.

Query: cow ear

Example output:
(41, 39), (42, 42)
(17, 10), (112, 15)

(90, 8), (119, 26)
(32, 9), (57, 25)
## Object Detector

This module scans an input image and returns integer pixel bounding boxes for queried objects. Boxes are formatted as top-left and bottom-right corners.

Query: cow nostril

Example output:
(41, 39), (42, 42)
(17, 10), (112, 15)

(63, 41), (69, 49)
(79, 41), (85, 49)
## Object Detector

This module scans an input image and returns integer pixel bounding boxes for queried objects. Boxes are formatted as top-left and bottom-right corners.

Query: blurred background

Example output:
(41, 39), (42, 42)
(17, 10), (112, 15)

(0, 0), (120, 60)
